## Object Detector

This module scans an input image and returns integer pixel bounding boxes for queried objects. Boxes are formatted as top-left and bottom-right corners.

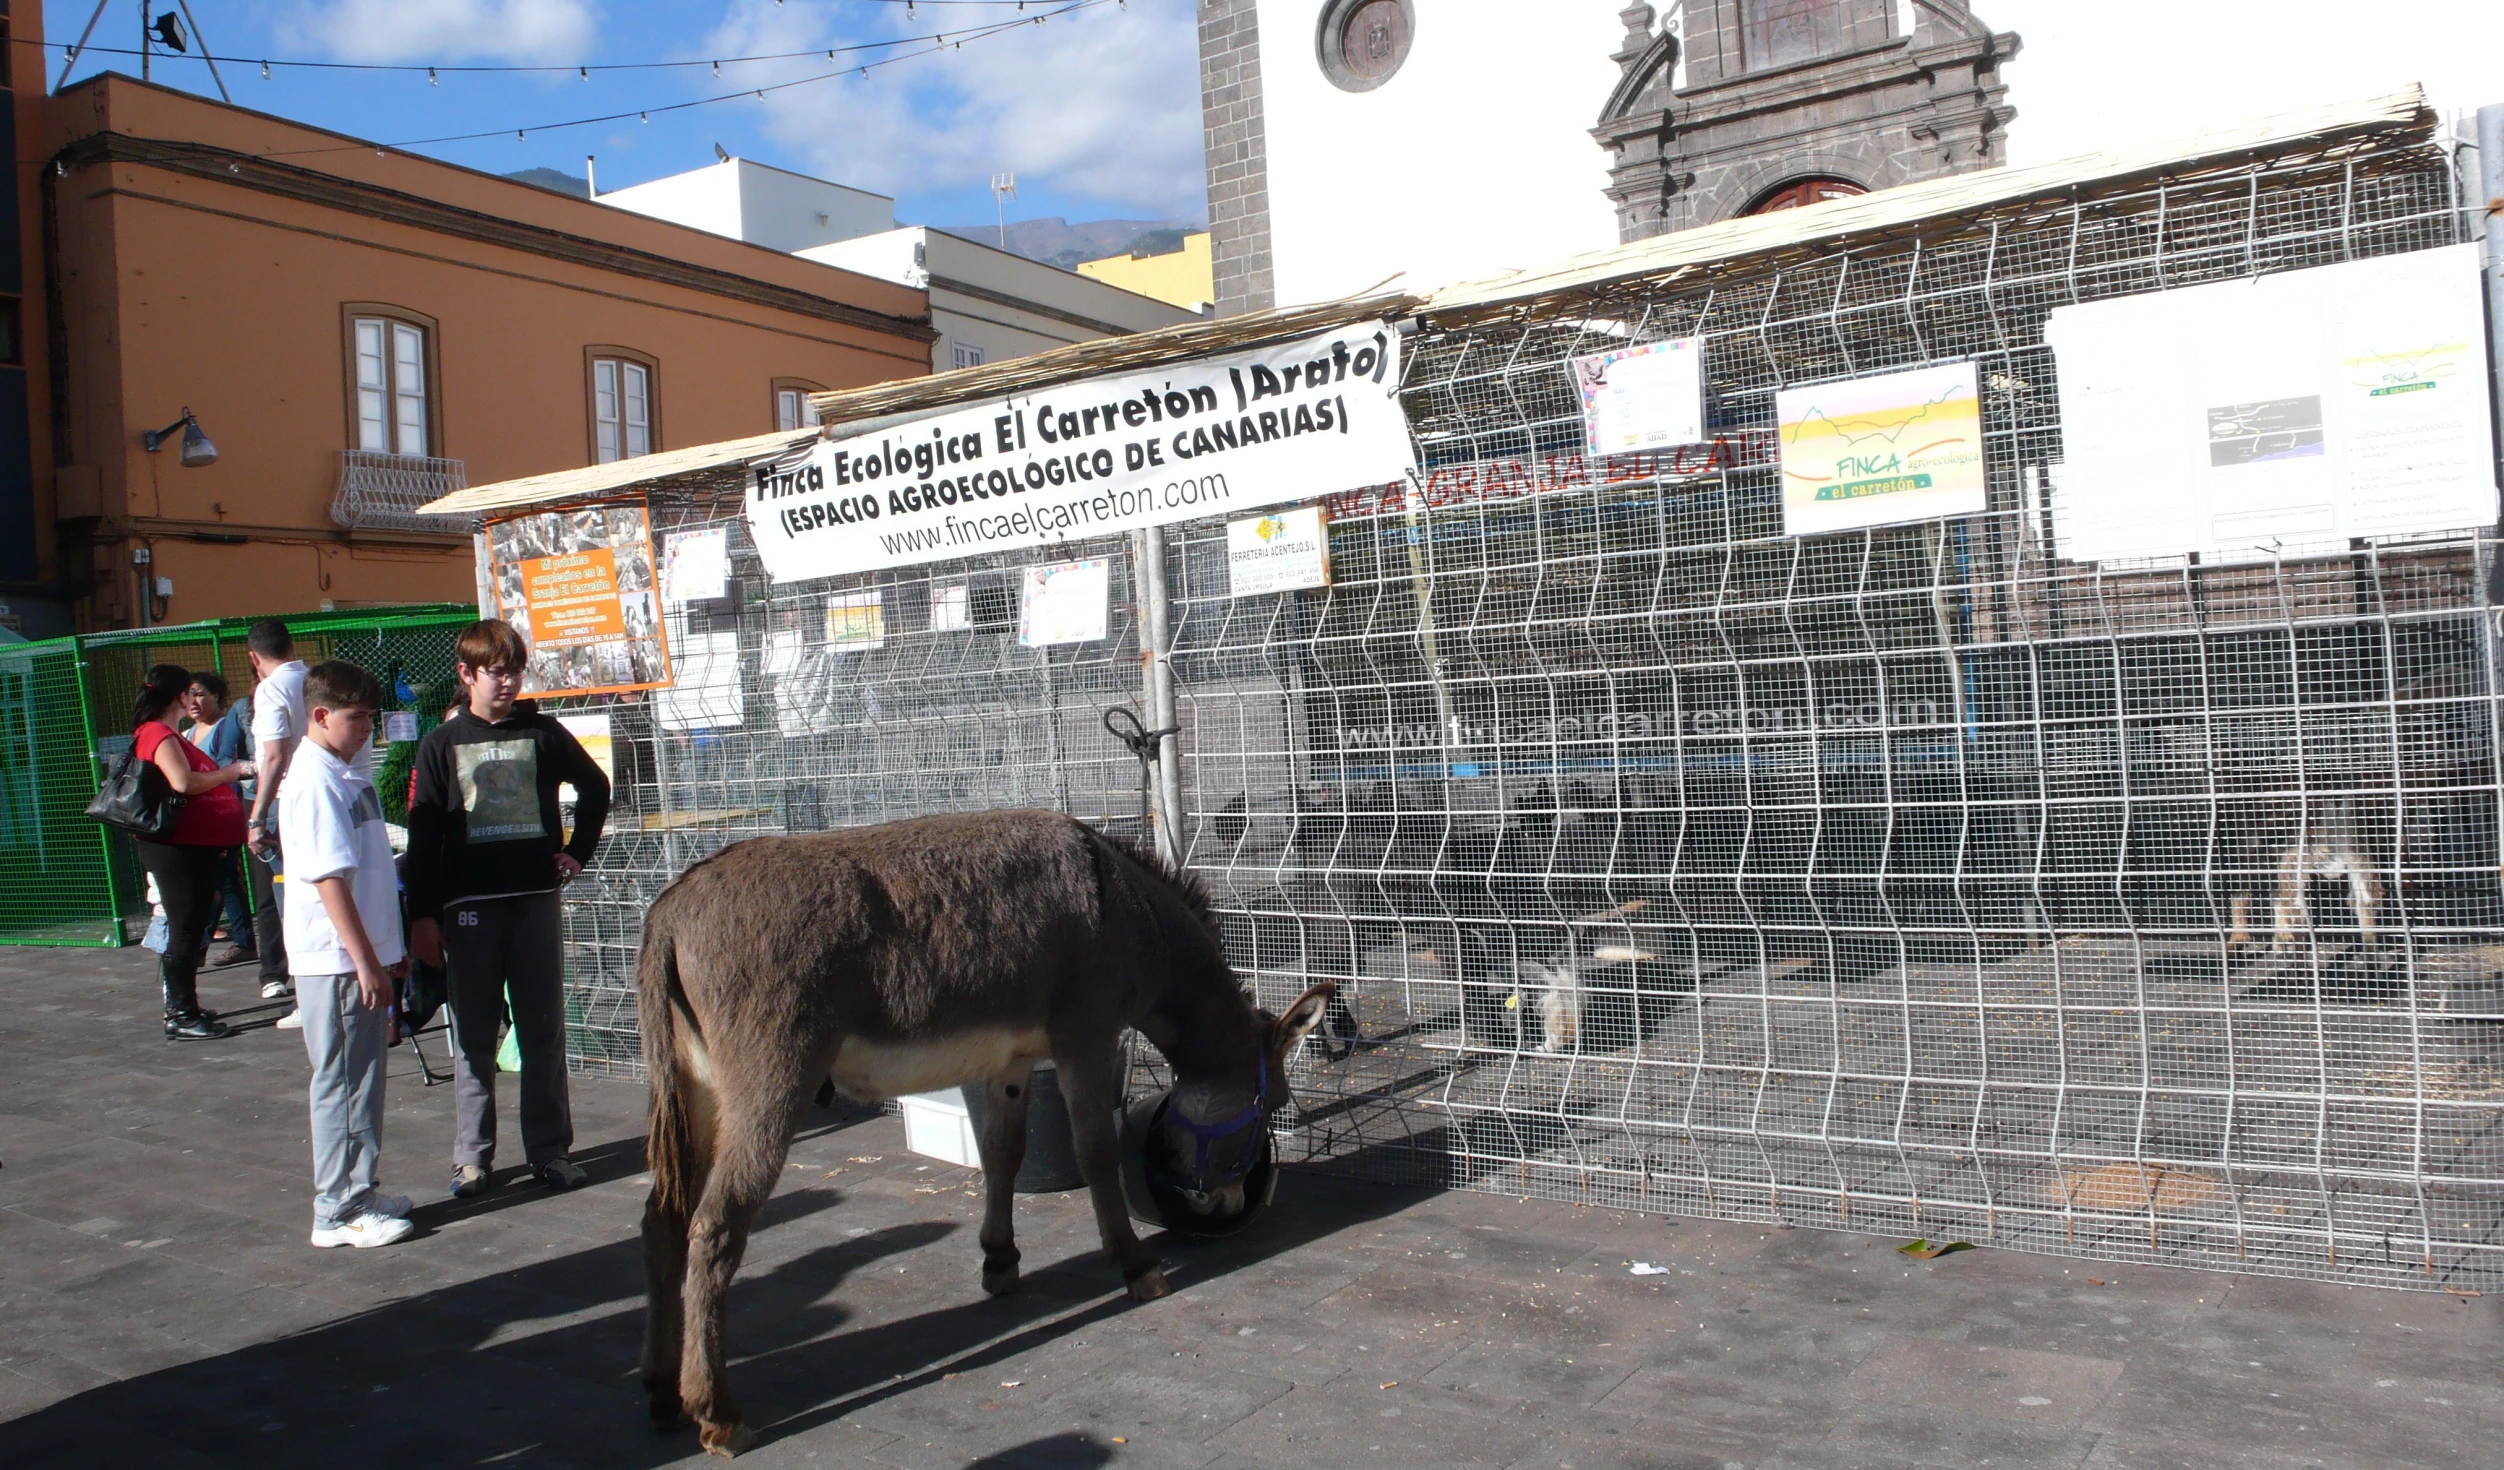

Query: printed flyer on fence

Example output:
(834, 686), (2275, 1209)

(1776, 361), (1987, 536)
(485, 500), (671, 697)
(1572, 337), (1705, 457)
(744, 323), (1416, 584)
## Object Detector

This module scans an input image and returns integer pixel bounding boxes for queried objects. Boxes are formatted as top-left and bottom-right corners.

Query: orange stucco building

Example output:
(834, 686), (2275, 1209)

(19, 69), (933, 633)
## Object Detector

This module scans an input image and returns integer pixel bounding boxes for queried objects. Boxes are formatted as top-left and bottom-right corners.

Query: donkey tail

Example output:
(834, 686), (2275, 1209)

(638, 911), (699, 1222)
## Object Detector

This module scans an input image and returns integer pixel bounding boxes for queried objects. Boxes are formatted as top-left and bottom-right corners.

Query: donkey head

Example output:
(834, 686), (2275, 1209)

(1155, 982), (1335, 1218)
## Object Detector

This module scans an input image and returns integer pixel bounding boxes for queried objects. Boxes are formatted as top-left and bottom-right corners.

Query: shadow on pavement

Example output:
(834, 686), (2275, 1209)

(5, 1130), (1436, 1467)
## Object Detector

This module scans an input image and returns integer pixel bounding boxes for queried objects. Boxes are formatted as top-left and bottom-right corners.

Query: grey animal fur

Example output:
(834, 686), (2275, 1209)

(635, 810), (1331, 1456)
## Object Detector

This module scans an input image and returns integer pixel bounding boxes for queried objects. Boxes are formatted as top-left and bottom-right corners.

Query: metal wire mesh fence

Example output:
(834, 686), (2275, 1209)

(543, 123), (2503, 1290)
(1168, 134), (2504, 1290)
(1, 605), (478, 947)
(555, 493), (1152, 1076)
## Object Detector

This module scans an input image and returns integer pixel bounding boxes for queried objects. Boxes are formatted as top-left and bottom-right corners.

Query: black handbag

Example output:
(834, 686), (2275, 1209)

(85, 744), (184, 840)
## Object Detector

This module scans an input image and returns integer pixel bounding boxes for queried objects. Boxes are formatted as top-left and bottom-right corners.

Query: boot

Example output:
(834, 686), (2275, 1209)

(163, 971), (233, 1042)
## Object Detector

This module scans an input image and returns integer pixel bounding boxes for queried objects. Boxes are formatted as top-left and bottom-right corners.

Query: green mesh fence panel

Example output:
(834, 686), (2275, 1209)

(0, 637), (122, 945)
(4, 604), (477, 947)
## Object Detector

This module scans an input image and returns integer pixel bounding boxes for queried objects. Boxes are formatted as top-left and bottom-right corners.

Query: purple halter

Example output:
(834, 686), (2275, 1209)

(1161, 1050), (1270, 1190)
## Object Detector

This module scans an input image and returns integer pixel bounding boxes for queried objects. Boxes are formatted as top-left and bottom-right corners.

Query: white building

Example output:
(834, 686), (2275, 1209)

(598, 158), (1196, 386)
(800, 228), (1196, 380)
(1200, 1), (1626, 312)
(593, 157), (897, 253)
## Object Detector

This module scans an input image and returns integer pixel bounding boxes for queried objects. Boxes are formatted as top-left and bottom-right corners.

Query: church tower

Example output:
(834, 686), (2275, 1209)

(1598, 1), (2019, 241)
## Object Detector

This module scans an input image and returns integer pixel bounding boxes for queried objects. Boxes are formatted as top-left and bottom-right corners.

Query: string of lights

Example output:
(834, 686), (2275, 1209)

(227, 0), (1115, 159)
(30, 0), (1112, 80)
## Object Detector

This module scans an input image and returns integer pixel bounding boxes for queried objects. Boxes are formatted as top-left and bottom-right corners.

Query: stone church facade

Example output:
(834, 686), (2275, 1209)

(1598, 1), (2020, 240)
(1192, 2), (2019, 316)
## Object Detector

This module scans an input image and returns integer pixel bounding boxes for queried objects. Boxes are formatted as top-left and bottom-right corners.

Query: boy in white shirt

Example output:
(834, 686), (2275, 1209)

(279, 660), (415, 1249)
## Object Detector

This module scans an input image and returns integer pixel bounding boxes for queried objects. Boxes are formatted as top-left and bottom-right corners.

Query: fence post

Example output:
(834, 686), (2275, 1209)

(1139, 525), (1186, 868)
(72, 634), (126, 945)
(2480, 104), (2504, 488)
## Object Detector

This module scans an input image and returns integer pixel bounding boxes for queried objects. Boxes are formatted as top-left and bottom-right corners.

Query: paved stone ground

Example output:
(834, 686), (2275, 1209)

(1, 943), (2497, 1469)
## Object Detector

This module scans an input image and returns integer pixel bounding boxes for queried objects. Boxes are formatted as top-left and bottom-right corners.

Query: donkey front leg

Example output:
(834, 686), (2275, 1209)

(972, 1066), (1035, 1296)
(1053, 1042), (1169, 1302)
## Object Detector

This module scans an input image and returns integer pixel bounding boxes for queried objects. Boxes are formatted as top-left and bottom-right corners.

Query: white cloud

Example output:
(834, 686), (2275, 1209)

(279, 0), (601, 66)
(699, 0), (1205, 217)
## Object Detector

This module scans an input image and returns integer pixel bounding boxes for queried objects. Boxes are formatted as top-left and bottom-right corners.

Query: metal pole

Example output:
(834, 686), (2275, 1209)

(57, 0), (115, 92)
(71, 635), (128, 944)
(1139, 525), (1185, 868)
(170, 0), (234, 103)
(2478, 105), (2504, 490)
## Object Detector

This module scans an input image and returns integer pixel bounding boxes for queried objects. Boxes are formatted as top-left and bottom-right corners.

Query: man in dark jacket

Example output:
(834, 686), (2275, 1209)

(405, 619), (611, 1198)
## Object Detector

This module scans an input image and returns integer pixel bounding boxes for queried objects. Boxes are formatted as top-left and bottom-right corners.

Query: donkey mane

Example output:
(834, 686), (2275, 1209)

(1089, 824), (1222, 944)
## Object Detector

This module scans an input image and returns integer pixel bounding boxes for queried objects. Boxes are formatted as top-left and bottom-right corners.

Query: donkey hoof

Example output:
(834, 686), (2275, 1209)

(982, 1261), (1022, 1296)
(1126, 1265), (1171, 1302)
(647, 1394), (689, 1431)
(699, 1421), (755, 1458)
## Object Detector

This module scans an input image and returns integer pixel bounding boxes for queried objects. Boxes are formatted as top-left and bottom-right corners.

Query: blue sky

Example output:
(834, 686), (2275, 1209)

(42, 0), (1208, 227)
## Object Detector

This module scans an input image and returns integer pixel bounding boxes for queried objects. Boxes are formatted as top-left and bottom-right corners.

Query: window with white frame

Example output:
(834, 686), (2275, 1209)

(775, 387), (821, 431)
(352, 315), (430, 456)
(591, 355), (654, 462)
(951, 339), (987, 371)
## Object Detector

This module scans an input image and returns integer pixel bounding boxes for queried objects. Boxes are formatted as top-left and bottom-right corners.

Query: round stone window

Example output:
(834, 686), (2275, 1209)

(1316, 0), (1414, 93)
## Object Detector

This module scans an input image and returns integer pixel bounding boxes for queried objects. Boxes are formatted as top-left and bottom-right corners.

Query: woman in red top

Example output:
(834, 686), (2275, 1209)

(132, 664), (255, 1040)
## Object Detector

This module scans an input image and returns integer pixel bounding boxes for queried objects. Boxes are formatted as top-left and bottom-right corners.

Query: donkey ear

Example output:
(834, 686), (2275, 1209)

(1271, 983), (1336, 1052)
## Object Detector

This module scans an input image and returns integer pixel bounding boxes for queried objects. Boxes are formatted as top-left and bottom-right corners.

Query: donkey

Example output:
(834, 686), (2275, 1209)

(635, 809), (1333, 1456)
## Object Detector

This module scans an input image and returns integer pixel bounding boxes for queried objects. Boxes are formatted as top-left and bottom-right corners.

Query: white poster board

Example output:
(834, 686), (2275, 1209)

(745, 323), (1413, 583)
(1225, 506), (1331, 595)
(2045, 243), (2498, 563)
(656, 631), (743, 732)
(1777, 361), (1988, 536)
(825, 591), (886, 651)
(1019, 559), (1111, 646)
(1572, 337), (1706, 457)
(659, 526), (729, 605)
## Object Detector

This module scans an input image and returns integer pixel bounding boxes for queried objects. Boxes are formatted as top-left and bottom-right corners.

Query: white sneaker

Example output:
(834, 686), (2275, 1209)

(261, 979), (293, 1000)
(310, 1212), (415, 1249)
(367, 1193), (412, 1219)
(274, 1008), (304, 1030)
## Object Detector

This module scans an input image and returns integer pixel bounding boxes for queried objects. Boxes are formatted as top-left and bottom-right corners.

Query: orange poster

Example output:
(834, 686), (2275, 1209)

(485, 498), (672, 699)
(522, 548), (628, 645)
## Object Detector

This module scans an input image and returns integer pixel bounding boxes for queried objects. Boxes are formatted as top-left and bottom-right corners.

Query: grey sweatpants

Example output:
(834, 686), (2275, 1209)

(300, 971), (390, 1229)
(444, 891), (574, 1170)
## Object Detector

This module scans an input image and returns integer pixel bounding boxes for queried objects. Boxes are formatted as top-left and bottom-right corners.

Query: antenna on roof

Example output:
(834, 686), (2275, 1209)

(59, 0), (231, 101)
(990, 172), (1018, 250)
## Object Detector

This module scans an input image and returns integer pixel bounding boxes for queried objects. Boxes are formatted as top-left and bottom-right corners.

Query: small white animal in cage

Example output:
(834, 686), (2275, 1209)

(2226, 798), (2387, 953)
(2270, 801), (2385, 953)
(1527, 945), (1657, 1053)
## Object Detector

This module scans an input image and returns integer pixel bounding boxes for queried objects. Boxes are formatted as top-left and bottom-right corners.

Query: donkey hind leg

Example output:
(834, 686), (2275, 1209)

(973, 1064), (1036, 1296)
(679, 1080), (807, 1458)
(1053, 1040), (1168, 1302)
(641, 1186), (699, 1429)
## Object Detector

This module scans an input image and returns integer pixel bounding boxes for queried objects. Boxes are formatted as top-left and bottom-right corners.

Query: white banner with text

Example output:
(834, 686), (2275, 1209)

(745, 324), (1414, 583)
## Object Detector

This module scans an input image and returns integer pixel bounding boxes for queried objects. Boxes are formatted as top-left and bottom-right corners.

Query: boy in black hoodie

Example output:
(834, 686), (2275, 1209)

(406, 619), (611, 1198)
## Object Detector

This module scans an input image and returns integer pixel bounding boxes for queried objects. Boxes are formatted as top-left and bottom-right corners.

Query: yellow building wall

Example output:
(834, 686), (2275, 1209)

(1075, 234), (1214, 314)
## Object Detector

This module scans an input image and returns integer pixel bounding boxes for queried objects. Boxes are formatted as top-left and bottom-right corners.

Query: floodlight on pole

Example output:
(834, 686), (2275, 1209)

(991, 172), (1017, 250)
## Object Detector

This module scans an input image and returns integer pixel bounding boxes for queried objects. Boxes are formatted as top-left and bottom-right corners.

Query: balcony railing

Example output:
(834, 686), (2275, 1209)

(330, 451), (472, 534)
